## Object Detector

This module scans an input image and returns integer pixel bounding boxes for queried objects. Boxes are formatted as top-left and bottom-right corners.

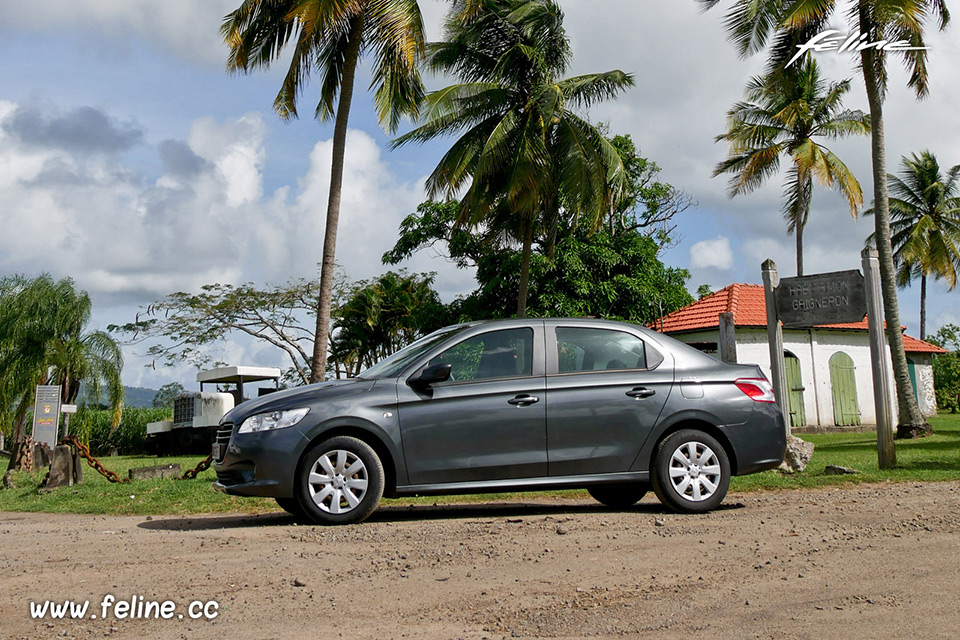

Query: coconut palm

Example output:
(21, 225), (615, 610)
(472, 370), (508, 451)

(866, 151), (960, 340)
(222, 0), (426, 382)
(699, 0), (951, 438)
(715, 58), (870, 276)
(1, 275), (123, 472)
(392, 0), (633, 317)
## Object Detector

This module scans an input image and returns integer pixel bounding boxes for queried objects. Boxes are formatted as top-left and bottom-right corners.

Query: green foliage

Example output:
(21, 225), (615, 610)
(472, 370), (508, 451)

(330, 271), (448, 377)
(696, 284), (714, 299)
(72, 407), (172, 456)
(929, 324), (960, 412)
(152, 382), (184, 409)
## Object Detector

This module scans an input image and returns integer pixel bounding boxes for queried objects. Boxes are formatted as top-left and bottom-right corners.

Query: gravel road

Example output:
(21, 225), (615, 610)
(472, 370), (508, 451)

(4, 481), (960, 639)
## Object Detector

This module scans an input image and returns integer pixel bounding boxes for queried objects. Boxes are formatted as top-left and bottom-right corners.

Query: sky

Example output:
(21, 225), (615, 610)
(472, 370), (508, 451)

(1, 1), (958, 391)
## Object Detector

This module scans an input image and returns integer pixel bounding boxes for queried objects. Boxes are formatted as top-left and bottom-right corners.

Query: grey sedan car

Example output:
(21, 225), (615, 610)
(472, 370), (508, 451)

(213, 318), (786, 524)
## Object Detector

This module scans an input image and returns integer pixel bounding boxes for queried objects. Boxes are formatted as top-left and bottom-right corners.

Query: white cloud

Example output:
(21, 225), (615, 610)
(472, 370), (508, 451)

(689, 236), (734, 270)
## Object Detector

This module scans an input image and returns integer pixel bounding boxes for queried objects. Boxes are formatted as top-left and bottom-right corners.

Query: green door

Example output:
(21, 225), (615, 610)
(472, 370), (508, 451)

(829, 352), (861, 426)
(907, 357), (919, 402)
(784, 353), (806, 428)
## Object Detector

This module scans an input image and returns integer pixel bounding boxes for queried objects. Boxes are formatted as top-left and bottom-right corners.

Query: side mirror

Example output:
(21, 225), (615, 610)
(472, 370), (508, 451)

(410, 363), (452, 388)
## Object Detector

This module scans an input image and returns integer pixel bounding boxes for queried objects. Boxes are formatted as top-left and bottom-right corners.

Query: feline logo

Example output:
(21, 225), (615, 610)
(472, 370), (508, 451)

(788, 30), (929, 67)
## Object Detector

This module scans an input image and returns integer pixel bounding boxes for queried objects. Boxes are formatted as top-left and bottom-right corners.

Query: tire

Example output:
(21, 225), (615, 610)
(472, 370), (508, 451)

(651, 430), (730, 514)
(296, 436), (384, 525)
(274, 497), (310, 522)
(587, 482), (649, 508)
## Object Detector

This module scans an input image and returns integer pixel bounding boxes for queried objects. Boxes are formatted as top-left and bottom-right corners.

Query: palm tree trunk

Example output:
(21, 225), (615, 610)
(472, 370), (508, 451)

(919, 272), (927, 341)
(310, 15), (364, 384)
(517, 216), (534, 318)
(796, 225), (804, 277)
(858, 14), (931, 438)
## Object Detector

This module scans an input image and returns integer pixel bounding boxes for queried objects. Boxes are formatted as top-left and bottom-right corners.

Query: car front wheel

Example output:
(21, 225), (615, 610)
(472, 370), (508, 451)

(297, 436), (384, 525)
(651, 430), (730, 514)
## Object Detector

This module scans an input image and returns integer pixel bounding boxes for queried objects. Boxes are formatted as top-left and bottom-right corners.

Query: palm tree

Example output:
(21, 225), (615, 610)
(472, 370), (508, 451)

(714, 58), (870, 276)
(222, 0), (427, 383)
(866, 151), (960, 340)
(392, 0), (633, 317)
(699, 0), (951, 438)
(1, 275), (124, 472)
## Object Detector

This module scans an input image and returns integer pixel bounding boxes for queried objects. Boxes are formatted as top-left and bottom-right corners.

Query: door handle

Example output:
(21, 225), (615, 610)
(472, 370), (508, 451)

(507, 394), (540, 406)
(626, 387), (656, 399)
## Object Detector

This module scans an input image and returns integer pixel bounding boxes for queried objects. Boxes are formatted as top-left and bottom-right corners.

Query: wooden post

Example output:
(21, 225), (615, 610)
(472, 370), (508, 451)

(862, 248), (896, 469)
(762, 259), (790, 434)
(719, 312), (738, 364)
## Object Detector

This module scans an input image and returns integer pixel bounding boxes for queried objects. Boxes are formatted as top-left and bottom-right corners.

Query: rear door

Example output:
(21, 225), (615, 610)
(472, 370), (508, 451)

(545, 325), (672, 476)
(397, 324), (547, 485)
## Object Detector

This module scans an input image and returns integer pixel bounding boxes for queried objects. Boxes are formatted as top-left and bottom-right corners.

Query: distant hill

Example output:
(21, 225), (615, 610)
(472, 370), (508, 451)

(124, 386), (159, 408)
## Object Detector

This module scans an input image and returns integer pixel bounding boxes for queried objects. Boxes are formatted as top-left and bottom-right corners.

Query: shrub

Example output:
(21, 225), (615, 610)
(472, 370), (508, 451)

(72, 407), (172, 455)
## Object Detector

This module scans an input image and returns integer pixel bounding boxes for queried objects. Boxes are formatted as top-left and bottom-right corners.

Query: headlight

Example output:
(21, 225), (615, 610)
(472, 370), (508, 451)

(238, 408), (310, 434)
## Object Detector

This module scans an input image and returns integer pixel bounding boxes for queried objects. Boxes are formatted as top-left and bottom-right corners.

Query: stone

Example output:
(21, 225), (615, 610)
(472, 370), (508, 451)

(72, 451), (83, 484)
(33, 443), (53, 468)
(824, 465), (859, 475)
(41, 445), (75, 490)
(128, 463), (181, 481)
(779, 435), (815, 473)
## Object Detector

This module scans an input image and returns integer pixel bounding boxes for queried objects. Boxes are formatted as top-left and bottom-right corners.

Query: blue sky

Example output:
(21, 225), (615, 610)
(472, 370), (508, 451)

(1, 1), (957, 389)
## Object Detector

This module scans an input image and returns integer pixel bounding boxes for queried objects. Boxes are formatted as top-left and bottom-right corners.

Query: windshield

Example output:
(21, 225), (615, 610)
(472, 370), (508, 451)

(357, 325), (468, 380)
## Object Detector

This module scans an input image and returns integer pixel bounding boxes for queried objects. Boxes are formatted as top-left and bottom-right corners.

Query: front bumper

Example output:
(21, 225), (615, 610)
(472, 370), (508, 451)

(212, 423), (311, 499)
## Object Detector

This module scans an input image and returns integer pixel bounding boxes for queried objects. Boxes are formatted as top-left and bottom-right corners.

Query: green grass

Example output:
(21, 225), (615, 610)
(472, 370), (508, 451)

(2, 413), (959, 516)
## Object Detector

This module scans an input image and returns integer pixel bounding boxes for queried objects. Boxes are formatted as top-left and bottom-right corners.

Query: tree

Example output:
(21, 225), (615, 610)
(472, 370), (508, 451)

(110, 277), (336, 386)
(1, 275), (124, 472)
(928, 324), (960, 412)
(384, 200), (693, 324)
(392, 0), (633, 317)
(222, 0), (427, 383)
(152, 382), (185, 409)
(714, 57), (869, 276)
(329, 271), (447, 377)
(865, 151), (960, 340)
(699, 0), (951, 438)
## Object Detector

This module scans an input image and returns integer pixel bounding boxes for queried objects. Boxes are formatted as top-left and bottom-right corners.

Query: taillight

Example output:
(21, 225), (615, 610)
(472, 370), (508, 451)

(735, 378), (776, 403)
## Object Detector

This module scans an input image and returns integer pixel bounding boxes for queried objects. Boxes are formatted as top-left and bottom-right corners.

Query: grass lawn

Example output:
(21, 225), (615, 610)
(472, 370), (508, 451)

(2, 413), (958, 516)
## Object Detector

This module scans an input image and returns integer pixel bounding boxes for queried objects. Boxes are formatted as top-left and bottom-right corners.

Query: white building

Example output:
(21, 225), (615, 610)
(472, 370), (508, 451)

(654, 284), (945, 430)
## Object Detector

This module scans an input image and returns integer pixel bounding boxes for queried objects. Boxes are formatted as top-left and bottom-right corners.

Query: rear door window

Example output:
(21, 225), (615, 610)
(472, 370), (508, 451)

(556, 327), (647, 373)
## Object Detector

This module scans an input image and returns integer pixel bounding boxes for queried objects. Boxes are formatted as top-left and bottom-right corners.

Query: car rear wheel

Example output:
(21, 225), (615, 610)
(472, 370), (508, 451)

(651, 430), (729, 514)
(275, 497), (310, 522)
(587, 482), (649, 508)
(297, 436), (384, 525)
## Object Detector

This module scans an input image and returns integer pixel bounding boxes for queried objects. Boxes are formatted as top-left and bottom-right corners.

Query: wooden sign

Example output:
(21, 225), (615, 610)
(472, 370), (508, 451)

(775, 270), (866, 328)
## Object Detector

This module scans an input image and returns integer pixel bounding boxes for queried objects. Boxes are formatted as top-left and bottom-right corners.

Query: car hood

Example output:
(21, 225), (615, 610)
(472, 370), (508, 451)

(222, 378), (375, 425)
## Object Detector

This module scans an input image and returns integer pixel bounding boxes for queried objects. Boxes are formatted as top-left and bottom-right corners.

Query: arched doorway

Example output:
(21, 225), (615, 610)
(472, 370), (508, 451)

(784, 352), (806, 428)
(829, 351), (861, 426)
(907, 357), (919, 402)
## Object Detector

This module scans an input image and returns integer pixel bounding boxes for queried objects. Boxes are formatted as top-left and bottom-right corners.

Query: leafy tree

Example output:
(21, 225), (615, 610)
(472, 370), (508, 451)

(1, 275), (123, 472)
(393, 0), (633, 317)
(330, 271), (447, 377)
(110, 277), (338, 386)
(928, 324), (960, 412)
(152, 382), (185, 409)
(222, 0), (427, 383)
(699, 0), (951, 438)
(385, 201), (693, 324)
(865, 151), (960, 339)
(697, 284), (714, 300)
(714, 57), (869, 276)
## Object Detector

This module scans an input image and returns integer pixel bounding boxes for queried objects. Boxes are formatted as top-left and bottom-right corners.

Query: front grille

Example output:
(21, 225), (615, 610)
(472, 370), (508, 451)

(213, 423), (233, 463)
(173, 396), (196, 425)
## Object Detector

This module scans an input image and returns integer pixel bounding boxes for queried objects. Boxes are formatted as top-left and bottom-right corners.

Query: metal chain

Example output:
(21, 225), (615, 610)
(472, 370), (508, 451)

(181, 455), (213, 480)
(58, 436), (213, 482)
(59, 436), (129, 484)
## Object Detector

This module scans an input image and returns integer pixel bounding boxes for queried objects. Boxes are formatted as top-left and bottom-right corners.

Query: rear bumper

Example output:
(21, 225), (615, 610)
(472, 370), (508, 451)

(723, 403), (787, 475)
(212, 426), (310, 499)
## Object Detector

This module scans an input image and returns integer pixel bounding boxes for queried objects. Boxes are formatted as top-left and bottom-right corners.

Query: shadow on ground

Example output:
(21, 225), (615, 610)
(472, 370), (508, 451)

(137, 499), (746, 531)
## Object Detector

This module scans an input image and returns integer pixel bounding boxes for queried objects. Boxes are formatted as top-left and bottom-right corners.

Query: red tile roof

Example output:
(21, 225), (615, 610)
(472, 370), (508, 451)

(651, 283), (946, 354)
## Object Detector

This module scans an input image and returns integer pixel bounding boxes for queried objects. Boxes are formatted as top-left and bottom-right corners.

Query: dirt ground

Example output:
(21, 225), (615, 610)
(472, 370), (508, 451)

(3, 481), (960, 640)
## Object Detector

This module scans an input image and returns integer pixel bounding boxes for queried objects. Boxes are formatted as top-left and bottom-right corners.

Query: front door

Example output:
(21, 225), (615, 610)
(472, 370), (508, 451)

(545, 326), (671, 476)
(829, 351), (861, 426)
(397, 326), (547, 485)
(784, 353), (806, 428)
